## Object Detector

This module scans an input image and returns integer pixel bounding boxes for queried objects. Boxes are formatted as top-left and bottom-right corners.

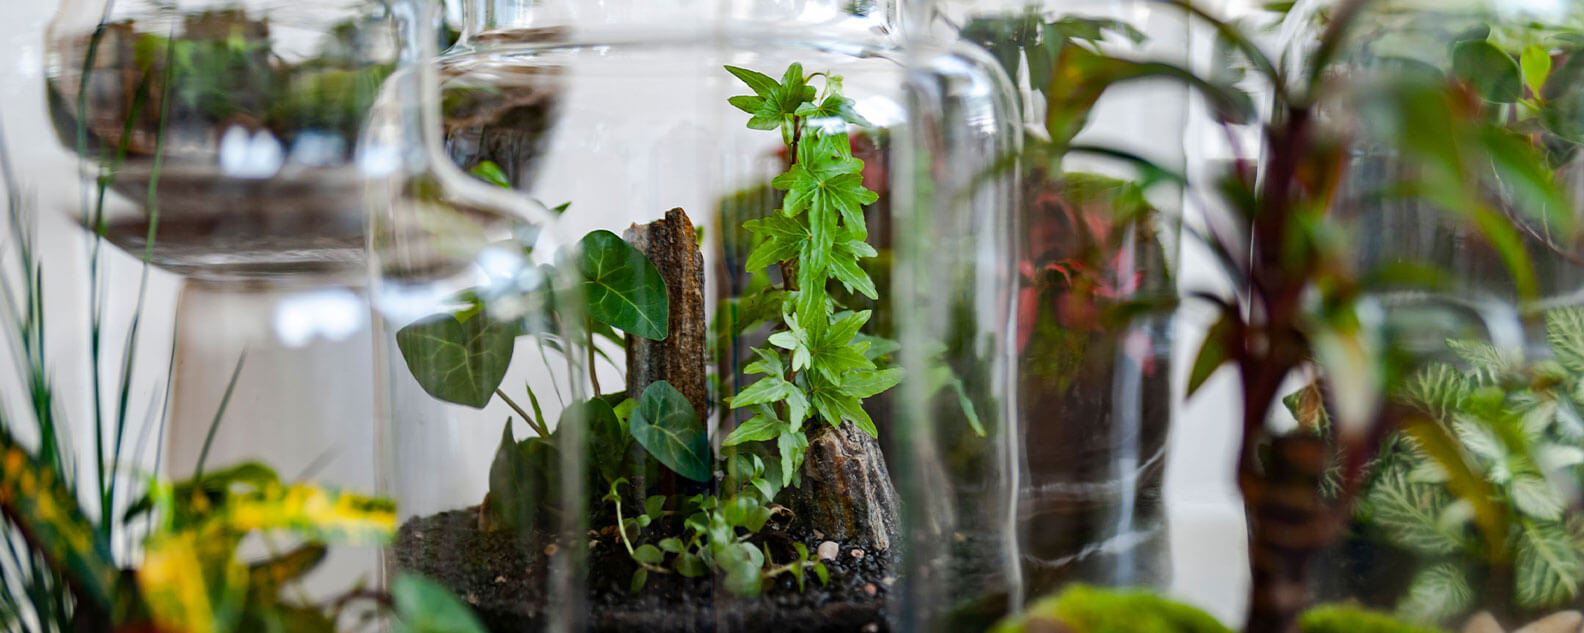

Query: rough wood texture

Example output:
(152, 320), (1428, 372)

(623, 208), (708, 417)
(786, 422), (901, 552)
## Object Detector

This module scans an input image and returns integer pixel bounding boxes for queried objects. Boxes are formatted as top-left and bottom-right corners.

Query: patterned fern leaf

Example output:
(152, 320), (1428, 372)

(1546, 307), (1584, 374)
(1446, 338), (1519, 384)
(1404, 363), (1471, 422)
(1361, 466), (1471, 555)
(1511, 474), (1565, 521)
(1395, 562), (1473, 625)
(1515, 521), (1584, 609)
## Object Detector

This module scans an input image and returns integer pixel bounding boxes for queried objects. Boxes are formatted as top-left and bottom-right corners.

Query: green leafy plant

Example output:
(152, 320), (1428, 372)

(721, 62), (898, 477)
(1323, 307), (1584, 622)
(990, 585), (1441, 633)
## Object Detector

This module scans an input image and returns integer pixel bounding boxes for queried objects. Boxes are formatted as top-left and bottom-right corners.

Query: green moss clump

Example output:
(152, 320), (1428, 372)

(991, 585), (1232, 633)
(1299, 605), (1447, 633)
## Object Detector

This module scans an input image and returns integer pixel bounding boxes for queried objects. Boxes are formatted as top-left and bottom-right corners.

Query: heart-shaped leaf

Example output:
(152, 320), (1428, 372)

(391, 573), (488, 633)
(628, 381), (710, 482)
(578, 230), (669, 341)
(486, 421), (560, 534)
(396, 311), (519, 408)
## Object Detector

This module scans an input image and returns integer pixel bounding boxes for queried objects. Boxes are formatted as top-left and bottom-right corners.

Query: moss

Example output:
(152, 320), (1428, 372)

(992, 585), (1232, 633)
(1299, 605), (1447, 633)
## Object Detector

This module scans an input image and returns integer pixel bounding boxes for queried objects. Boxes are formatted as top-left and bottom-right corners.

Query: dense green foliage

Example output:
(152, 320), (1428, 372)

(1344, 308), (1584, 620)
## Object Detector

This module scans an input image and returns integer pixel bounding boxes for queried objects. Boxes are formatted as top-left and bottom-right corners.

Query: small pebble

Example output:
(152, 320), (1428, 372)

(953, 532), (966, 543)
(494, 576), (507, 585)
(465, 591), (479, 605)
(882, 576), (896, 587)
(544, 543), (560, 557)
(413, 531), (424, 540)
(813, 529), (825, 540)
(850, 548), (865, 560)
(1465, 612), (1503, 633)
(1516, 611), (1583, 633)
(863, 583), (878, 596)
(862, 624), (880, 633)
(817, 541), (840, 561)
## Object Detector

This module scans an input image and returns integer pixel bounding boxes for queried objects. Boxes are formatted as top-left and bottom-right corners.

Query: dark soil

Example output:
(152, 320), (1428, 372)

(394, 508), (895, 633)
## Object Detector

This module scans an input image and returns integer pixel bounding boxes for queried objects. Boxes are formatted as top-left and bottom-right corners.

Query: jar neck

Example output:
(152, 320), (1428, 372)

(451, 0), (903, 47)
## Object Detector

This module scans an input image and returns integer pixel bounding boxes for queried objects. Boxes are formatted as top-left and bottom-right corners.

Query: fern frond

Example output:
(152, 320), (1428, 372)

(1514, 521), (1583, 609)
(1546, 307), (1584, 374)
(1395, 562), (1473, 625)
(1403, 363), (1471, 422)
(1360, 466), (1472, 555)
(1446, 338), (1519, 384)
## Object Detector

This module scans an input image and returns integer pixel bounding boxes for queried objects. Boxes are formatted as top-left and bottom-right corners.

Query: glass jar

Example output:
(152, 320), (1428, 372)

(924, 0), (1189, 601)
(1272, 0), (1584, 629)
(38, 0), (400, 600)
(368, 0), (1021, 631)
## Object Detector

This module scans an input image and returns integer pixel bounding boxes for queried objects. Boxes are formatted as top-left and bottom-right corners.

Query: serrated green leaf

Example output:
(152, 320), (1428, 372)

(844, 368), (902, 399)
(1512, 474), (1565, 521)
(396, 310), (520, 408)
(1395, 562), (1473, 625)
(1548, 308), (1584, 373)
(579, 230), (669, 341)
(723, 414), (781, 447)
(629, 381), (711, 482)
(1362, 466), (1470, 555)
(732, 376), (793, 408)
(1515, 522), (1583, 608)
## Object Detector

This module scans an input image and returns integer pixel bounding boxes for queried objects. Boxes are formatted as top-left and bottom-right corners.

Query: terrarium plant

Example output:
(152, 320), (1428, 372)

(388, 62), (917, 629)
(948, 0), (1580, 631)
(1321, 307), (1584, 625)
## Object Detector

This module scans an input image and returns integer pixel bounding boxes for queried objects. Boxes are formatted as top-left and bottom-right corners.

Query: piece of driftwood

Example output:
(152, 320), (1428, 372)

(623, 208), (708, 416)
(785, 422), (901, 552)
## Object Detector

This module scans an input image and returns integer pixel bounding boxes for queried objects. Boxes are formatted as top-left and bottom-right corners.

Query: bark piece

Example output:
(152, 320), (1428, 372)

(785, 422), (900, 551)
(623, 208), (708, 417)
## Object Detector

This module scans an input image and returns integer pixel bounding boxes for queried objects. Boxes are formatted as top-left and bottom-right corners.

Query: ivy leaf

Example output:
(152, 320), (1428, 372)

(843, 368), (902, 399)
(629, 381), (711, 482)
(579, 230), (669, 341)
(1515, 522), (1583, 609)
(396, 310), (520, 408)
(487, 422), (559, 534)
(1452, 40), (1522, 103)
(723, 414), (780, 447)
(391, 574), (488, 633)
(743, 213), (808, 273)
(1395, 562), (1473, 625)
(725, 64), (814, 130)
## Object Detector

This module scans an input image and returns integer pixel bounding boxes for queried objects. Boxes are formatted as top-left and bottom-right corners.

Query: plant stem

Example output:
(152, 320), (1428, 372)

(496, 389), (548, 437)
(587, 319), (603, 397)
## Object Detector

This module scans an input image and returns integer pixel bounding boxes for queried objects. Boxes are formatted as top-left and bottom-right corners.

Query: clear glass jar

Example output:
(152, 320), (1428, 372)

(369, 0), (1021, 631)
(38, 0), (400, 600)
(1284, 0), (1584, 629)
(924, 0), (1188, 600)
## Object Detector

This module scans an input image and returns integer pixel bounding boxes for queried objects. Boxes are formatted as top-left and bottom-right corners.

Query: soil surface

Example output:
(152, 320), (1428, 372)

(394, 508), (896, 633)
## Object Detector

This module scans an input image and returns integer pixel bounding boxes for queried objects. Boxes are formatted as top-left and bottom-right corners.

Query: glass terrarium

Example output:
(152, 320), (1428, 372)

(923, 0), (1188, 598)
(368, 0), (1021, 631)
(38, 0), (399, 602)
(1258, 0), (1584, 630)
